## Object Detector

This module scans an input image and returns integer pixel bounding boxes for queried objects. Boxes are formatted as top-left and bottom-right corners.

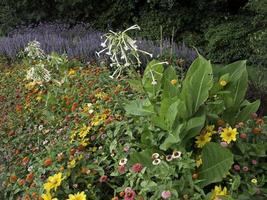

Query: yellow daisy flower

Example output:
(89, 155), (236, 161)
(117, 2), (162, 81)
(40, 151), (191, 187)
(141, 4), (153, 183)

(220, 127), (238, 144)
(211, 185), (227, 200)
(195, 132), (212, 148)
(43, 172), (63, 192)
(68, 69), (76, 76)
(67, 191), (87, 200)
(41, 192), (58, 200)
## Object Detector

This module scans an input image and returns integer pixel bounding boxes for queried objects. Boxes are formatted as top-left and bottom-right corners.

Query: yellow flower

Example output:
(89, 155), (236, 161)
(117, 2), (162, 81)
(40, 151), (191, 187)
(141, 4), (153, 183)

(80, 138), (89, 147)
(205, 125), (216, 134)
(68, 159), (76, 169)
(195, 132), (212, 148)
(251, 178), (257, 184)
(170, 79), (177, 85)
(79, 125), (91, 139)
(68, 69), (76, 76)
(220, 127), (238, 144)
(95, 92), (106, 99)
(43, 172), (63, 192)
(219, 80), (227, 87)
(211, 185), (228, 200)
(67, 191), (87, 200)
(196, 158), (203, 168)
(36, 95), (42, 101)
(25, 81), (36, 90)
(41, 192), (58, 200)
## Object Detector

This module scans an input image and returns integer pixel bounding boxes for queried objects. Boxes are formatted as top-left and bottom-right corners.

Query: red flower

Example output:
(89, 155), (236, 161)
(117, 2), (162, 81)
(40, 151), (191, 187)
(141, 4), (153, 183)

(71, 102), (78, 112)
(99, 175), (108, 183)
(131, 163), (143, 173)
(118, 165), (126, 174)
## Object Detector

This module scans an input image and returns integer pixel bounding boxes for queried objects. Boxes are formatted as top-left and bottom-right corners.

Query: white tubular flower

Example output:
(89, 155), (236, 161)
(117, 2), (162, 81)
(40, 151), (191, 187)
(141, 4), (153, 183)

(96, 24), (152, 78)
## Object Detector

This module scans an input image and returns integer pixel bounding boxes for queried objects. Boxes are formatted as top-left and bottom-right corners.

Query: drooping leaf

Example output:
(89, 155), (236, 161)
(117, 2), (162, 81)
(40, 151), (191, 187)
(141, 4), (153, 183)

(199, 142), (234, 187)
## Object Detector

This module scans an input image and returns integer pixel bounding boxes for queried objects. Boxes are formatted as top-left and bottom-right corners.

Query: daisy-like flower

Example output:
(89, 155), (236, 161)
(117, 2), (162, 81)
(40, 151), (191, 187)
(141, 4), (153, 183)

(42, 193), (58, 200)
(119, 158), (128, 166)
(211, 185), (228, 200)
(220, 127), (238, 144)
(172, 151), (182, 159)
(195, 132), (212, 148)
(67, 191), (87, 200)
(166, 155), (173, 162)
(43, 172), (63, 192)
(151, 153), (160, 160)
(152, 158), (161, 165)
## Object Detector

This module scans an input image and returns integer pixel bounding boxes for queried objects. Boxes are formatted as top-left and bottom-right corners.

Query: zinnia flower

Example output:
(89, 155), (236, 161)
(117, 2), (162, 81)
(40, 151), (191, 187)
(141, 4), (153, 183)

(131, 163), (143, 173)
(161, 191), (171, 199)
(67, 191), (86, 200)
(124, 187), (135, 200)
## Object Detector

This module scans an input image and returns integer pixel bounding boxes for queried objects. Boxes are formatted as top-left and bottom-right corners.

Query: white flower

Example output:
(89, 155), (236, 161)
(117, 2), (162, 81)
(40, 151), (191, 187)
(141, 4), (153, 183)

(172, 151), (182, 159)
(38, 125), (43, 131)
(43, 140), (48, 145)
(151, 80), (157, 85)
(101, 42), (107, 47)
(166, 155), (173, 162)
(89, 109), (94, 114)
(152, 153), (160, 160)
(152, 158), (161, 165)
(119, 158), (128, 166)
(27, 166), (33, 172)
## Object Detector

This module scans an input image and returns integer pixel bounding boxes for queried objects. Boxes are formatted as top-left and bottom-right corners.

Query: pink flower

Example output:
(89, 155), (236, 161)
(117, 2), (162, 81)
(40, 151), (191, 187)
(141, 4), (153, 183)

(220, 141), (228, 148)
(242, 166), (249, 172)
(233, 164), (240, 171)
(124, 187), (135, 200)
(99, 175), (108, 183)
(131, 163), (143, 173)
(161, 190), (171, 199)
(118, 165), (126, 174)
(251, 159), (257, 165)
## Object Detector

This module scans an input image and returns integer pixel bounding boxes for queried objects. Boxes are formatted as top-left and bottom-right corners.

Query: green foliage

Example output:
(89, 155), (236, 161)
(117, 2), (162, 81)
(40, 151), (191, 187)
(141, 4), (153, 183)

(199, 142), (234, 187)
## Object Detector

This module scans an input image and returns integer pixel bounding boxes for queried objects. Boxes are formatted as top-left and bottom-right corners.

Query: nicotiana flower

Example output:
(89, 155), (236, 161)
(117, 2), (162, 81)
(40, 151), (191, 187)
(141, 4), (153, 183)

(172, 151), (182, 159)
(96, 25), (153, 79)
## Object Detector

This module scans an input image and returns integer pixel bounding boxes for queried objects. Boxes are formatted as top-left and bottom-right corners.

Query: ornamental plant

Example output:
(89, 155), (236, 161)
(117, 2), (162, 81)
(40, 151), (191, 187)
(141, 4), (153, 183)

(125, 53), (261, 189)
(96, 25), (153, 79)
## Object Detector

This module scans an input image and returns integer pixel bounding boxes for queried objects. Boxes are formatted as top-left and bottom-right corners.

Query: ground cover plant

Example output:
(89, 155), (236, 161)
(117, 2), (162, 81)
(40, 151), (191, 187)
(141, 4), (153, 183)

(0, 27), (266, 200)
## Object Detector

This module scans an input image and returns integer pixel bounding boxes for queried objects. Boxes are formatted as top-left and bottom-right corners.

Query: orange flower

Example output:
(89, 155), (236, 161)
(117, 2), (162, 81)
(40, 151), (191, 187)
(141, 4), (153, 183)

(44, 158), (53, 167)
(10, 175), (18, 183)
(71, 102), (78, 112)
(22, 157), (30, 166)
(18, 179), (26, 186)
(31, 192), (38, 199)
(26, 172), (34, 183)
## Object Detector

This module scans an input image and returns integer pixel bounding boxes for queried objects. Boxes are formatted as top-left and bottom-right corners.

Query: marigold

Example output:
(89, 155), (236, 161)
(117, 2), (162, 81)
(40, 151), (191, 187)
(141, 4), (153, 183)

(220, 127), (238, 144)
(67, 191), (87, 200)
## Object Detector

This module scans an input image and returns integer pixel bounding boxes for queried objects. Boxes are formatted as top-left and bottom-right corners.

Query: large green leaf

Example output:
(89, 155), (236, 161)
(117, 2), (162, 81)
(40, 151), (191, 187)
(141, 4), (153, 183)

(235, 100), (260, 123)
(160, 123), (184, 150)
(199, 142), (234, 187)
(161, 65), (180, 99)
(179, 55), (213, 119)
(124, 99), (155, 116)
(219, 60), (246, 82)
